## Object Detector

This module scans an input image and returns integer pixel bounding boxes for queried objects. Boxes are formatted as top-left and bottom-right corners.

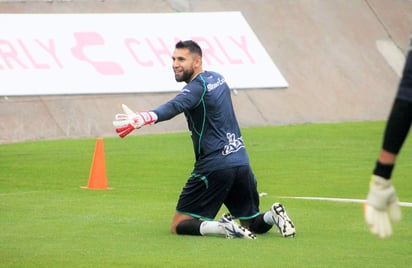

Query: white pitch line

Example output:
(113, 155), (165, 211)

(278, 196), (412, 207)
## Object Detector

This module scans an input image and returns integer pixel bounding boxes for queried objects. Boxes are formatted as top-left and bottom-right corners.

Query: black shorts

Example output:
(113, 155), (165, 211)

(175, 165), (260, 221)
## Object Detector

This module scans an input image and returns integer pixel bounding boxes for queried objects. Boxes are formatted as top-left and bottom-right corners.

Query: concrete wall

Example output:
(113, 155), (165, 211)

(1, 0), (411, 143)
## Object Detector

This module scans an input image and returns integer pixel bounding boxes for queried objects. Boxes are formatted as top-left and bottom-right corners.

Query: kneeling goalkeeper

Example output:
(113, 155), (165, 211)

(113, 40), (296, 239)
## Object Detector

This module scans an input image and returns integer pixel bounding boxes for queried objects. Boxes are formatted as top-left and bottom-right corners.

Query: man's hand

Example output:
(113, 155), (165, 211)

(113, 104), (158, 138)
(364, 175), (401, 238)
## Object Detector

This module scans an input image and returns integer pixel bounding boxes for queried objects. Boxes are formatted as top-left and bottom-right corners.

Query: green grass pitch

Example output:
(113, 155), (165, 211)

(0, 121), (411, 267)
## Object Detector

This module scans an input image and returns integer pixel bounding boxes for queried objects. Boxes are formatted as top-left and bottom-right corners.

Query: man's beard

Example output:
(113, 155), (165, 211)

(175, 68), (194, 83)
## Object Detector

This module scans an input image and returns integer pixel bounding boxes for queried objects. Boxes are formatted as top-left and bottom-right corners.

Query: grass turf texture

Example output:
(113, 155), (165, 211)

(0, 121), (411, 267)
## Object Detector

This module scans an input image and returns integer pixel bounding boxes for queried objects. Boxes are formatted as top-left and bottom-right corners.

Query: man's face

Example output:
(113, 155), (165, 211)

(172, 48), (198, 83)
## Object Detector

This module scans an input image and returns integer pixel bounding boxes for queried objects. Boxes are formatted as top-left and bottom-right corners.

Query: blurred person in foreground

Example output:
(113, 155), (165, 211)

(113, 40), (296, 239)
(365, 36), (412, 238)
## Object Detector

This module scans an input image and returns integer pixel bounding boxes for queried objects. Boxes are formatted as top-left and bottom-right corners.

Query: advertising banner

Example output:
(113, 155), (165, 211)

(0, 12), (288, 95)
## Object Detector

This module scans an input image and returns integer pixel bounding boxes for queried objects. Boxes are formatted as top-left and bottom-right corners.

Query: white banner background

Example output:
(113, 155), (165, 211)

(0, 12), (288, 96)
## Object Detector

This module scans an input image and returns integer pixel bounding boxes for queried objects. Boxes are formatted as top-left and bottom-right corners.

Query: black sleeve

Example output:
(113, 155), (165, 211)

(382, 98), (412, 154)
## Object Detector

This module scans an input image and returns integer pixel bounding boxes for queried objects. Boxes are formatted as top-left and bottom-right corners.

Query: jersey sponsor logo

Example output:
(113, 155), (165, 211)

(222, 133), (245, 155)
(207, 77), (226, 91)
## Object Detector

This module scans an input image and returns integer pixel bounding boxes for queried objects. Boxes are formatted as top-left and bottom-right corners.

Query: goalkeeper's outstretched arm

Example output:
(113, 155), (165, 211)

(364, 43), (412, 238)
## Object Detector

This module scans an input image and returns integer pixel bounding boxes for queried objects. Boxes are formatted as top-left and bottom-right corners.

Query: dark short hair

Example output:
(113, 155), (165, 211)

(175, 40), (202, 57)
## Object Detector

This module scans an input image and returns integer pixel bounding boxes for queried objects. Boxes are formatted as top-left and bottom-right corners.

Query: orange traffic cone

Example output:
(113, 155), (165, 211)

(81, 137), (110, 190)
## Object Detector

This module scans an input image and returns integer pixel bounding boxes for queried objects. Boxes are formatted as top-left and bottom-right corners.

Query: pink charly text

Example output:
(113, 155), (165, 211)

(0, 38), (63, 70)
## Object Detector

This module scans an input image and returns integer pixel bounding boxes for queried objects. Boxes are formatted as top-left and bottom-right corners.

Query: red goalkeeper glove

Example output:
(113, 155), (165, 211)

(113, 104), (158, 138)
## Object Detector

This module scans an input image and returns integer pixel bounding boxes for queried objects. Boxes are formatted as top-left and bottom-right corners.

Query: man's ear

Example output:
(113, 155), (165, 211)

(194, 55), (202, 69)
